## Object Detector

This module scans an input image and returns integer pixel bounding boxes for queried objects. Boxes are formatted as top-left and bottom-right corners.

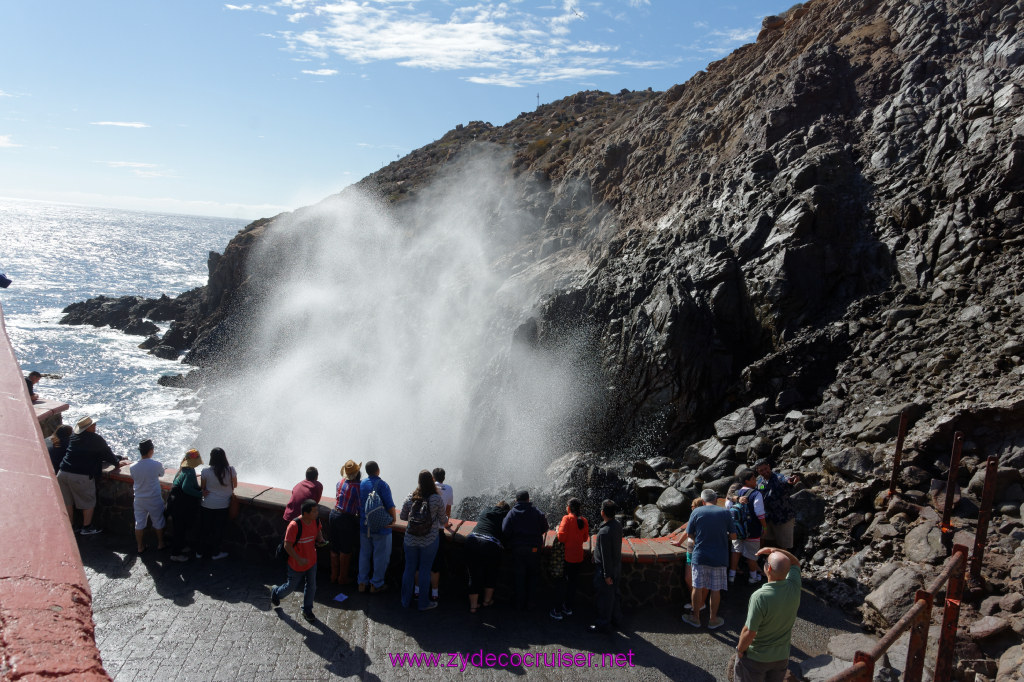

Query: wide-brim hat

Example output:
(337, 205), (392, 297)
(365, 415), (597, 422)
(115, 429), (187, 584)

(180, 449), (203, 468)
(73, 416), (98, 434)
(343, 460), (362, 480)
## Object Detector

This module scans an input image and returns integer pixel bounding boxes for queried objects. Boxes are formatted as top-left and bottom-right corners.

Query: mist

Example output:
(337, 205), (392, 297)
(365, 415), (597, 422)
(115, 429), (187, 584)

(195, 148), (600, 501)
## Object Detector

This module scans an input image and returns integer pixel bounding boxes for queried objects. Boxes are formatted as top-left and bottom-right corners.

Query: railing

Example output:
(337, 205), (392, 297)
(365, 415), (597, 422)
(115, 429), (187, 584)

(830, 417), (1001, 681)
(827, 545), (967, 681)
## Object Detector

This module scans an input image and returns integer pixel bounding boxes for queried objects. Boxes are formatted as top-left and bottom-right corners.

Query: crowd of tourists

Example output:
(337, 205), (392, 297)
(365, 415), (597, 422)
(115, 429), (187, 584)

(41, 384), (805, 681)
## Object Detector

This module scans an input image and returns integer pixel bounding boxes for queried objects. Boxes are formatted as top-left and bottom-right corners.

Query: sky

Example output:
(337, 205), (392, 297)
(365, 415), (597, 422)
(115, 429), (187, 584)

(0, 1), (780, 220)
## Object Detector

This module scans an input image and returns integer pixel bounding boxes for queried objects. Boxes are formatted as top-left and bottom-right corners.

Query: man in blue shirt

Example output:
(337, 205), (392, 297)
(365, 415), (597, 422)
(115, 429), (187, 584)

(358, 461), (397, 593)
(682, 489), (735, 630)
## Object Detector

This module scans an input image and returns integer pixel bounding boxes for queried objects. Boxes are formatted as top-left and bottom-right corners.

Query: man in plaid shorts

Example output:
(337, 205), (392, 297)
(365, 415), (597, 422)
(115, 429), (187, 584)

(682, 489), (735, 630)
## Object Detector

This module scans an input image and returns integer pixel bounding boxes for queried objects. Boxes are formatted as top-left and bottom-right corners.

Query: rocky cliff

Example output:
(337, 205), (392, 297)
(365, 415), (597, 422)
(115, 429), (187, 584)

(63, 0), (1024, 668)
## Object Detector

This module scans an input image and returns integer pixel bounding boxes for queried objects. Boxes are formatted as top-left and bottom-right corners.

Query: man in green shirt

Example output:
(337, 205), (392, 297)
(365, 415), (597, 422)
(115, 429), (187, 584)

(733, 546), (801, 681)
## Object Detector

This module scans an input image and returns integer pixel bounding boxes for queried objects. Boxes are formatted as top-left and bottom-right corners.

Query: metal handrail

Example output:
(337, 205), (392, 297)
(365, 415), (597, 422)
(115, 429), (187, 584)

(826, 546), (967, 682)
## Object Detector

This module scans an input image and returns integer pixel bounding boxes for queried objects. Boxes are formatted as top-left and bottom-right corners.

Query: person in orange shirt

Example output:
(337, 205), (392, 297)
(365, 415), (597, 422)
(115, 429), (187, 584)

(550, 497), (589, 621)
(270, 499), (323, 623)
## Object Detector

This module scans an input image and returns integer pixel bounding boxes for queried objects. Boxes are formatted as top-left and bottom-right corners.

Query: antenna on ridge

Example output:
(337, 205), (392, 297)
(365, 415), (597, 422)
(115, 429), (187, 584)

(536, 93), (540, 110)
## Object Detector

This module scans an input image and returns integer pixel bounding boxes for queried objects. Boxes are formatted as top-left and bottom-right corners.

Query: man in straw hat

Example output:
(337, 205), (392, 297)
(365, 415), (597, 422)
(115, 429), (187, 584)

(56, 416), (128, 535)
(329, 460), (362, 585)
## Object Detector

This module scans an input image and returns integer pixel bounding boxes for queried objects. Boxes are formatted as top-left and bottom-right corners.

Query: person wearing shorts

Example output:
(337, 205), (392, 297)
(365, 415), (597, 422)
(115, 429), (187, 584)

(129, 439), (166, 553)
(56, 416), (128, 535)
(682, 489), (734, 630)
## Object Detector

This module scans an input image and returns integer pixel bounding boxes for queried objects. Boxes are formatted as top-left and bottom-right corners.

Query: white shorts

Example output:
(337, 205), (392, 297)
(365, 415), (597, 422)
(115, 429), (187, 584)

(731, 538), (760, 561)
(134, 498), (166, 530)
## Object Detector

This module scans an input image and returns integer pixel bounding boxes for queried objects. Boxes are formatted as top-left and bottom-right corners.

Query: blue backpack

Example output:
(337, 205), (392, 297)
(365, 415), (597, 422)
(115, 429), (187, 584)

(730, 499), (751, 540)
(364, 481), (391, 536)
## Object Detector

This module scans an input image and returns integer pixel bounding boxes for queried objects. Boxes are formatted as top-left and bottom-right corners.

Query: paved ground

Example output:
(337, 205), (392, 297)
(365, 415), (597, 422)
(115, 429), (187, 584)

(79, 535), (862, 681)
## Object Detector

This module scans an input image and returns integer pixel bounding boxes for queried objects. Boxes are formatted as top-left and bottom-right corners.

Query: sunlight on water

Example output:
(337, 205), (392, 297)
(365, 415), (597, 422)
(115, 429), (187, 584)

(0, 198), (245, 469)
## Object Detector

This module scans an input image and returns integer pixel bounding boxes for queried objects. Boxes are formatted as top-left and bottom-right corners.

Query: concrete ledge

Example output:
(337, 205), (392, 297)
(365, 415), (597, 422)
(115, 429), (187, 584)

(0, 302), (109, 680)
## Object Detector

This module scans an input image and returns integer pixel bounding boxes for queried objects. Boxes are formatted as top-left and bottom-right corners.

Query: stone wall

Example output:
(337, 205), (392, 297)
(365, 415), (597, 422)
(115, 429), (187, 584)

(0, 302), (109, 681)
(96, 470), (687, 608)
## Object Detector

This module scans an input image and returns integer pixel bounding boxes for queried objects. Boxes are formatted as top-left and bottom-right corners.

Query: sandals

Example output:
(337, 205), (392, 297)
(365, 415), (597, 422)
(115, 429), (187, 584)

(481, 600), (494, 608)
(469, 606), (478, 614)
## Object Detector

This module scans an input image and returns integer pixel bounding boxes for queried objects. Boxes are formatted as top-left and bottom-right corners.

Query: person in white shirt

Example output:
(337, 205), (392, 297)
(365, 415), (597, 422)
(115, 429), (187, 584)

(129, 439), (166, 553)
(426, 467), (454, 601)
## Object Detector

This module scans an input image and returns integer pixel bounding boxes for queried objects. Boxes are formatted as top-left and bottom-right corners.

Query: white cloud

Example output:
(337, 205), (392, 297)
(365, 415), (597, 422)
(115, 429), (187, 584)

(225, 3), (277, 14)
(225, 3), (253, 10)
(0, 135), (22, 148)
(100, 160), (176, 178)
(90, 121), (150, 128)
(270, 0), (628, 86)
(301, 68), (338, 75)
(628, 0), (651, 6)
(0, 90), (16, 97)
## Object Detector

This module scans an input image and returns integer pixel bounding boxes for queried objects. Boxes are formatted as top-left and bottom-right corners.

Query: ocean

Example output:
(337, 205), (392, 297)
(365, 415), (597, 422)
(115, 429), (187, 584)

(0, 198), (247, 469)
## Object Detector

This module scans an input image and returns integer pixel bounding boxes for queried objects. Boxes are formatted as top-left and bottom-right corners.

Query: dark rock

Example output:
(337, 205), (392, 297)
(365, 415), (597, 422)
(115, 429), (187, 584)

(656, 486), (690, 519)
(791, 489), (827, 530)
(713, 407), (758, 441)
(630, 460), (658, 480)
(122, 319), (159, 336)
(634, 504), (667, 538)
(824, 447), (874, 481)
(150, 345), (180, 360)
(138, 334), (161, 350)
(864, 566), (925, 628)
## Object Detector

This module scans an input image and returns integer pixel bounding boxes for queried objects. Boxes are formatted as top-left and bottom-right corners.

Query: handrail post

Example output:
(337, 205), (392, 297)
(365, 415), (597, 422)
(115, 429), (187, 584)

(886, 409), (910, 500)
(970, 456), (999, 583)
(904, 591), (933, 682)
(935, 546), (968, 682)
(940, 432), (964, 553)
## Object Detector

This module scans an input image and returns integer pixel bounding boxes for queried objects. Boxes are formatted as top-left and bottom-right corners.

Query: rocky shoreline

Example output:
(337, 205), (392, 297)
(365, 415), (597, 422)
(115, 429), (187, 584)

(60, 0), (1024, 676)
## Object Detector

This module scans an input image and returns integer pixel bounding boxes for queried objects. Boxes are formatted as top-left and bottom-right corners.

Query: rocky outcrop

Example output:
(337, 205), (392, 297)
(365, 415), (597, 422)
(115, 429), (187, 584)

(61, 0), (1024, 669)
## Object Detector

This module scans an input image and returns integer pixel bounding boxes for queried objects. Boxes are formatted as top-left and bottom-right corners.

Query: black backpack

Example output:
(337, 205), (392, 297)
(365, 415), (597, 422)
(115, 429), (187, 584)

(275, 519), (304, 563)
(405, 499), (433, 537)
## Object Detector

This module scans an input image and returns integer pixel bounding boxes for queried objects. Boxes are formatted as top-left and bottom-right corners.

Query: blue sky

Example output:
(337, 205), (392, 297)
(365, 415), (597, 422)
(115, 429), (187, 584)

(0, 1), (777, 220)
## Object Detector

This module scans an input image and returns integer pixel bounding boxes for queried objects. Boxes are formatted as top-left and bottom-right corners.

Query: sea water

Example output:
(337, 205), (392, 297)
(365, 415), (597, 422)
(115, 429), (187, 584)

(0, 198), (246, 469)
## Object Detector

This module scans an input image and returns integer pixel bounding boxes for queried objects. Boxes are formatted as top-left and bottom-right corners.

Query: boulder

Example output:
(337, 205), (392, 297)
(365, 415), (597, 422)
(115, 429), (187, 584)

(791, 489), (827, 530)
(634, 504), (667, 538)
(970, 615), (1011, 640)
(997, 644), (1024, 681)
(714, 407), (758, 441)
(149, 344), (180, 360)
(968, 467), (1022, 500)
(903, 523), (944, 564)
(656, 487), (690, 519)
(1001, 593), (1024, 614)
(824, 447), (875, 481)
(799, 655), (851, 682)
(634, 478), (667, 503)
(827, 633), (879, 660)
(864, 566), (925, 628)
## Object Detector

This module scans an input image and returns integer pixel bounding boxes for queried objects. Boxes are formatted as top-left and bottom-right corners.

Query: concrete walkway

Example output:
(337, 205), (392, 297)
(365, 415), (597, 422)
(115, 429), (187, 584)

(79, 535), (861, 681)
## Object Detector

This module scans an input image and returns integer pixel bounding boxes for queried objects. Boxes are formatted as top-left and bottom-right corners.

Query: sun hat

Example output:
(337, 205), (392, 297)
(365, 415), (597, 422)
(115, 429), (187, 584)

(180, 449), (203, 468)
(342, 460), (362, 480)
(73, 416), (98, 434)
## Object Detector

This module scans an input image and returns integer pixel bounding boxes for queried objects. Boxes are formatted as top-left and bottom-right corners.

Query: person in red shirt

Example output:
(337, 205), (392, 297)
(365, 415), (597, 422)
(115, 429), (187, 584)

(550, 497), (589, 621)
(283, 467), (324, 522)
(270, 499), (323, 622)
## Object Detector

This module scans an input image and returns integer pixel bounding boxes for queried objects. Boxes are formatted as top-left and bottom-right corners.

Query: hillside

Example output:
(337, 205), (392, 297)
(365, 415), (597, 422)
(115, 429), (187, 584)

(62, 0), (1024, 669)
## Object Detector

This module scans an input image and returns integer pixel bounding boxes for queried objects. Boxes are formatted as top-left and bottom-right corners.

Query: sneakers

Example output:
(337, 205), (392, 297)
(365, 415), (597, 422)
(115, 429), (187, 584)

(270, 586), (280, 607)
(708, 617), (725, 630)
(370, 584), (388, 594)
(195, 553), (203, 559)
(562, 607), (573, 616)
(78, 526), (101, 536)
(728, 570), (736, 583)
(212, 552), (229, 560)
(682, 614), (702, 628)
(419, 601), (438, 612)
(684, 602), (708, 612)
(749, 571), (762, 583)
(549, 608), (564, 621)
(169, 554), (189, 562)
(302, 610), (316, 622)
